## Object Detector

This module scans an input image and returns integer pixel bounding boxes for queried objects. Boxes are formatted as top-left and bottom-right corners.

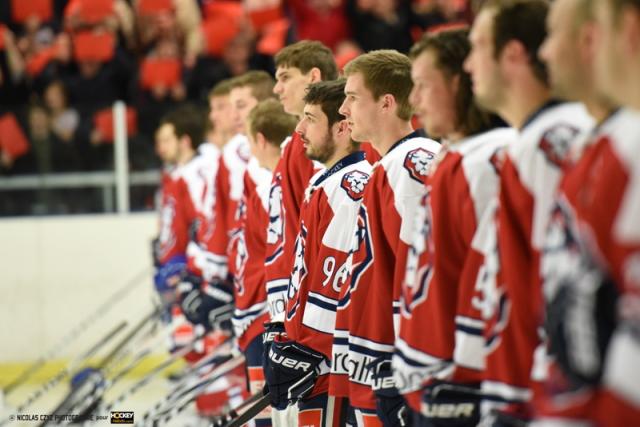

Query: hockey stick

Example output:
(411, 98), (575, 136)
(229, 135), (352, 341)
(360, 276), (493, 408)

(0, 320), (128, 426)
(100, 330), (206, 415)
(142, 355), (245, 427)
(135, 335), (234, 425)
(51, 307), (168, 424)
(221, 392), (272, 427)
(2, 267), (151, 396)
(210, 391), (264, 427)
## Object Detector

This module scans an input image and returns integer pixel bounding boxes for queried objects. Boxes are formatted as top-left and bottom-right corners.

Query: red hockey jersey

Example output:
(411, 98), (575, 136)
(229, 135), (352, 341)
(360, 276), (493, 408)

(539, 108), (640, 425)
(393, 128), (516, 411)
(230, 158), (273, 351)
(330, 131), (441, 409)
(480, 102), (594, 419)
(185, 143), (222, 275)
(158, 149), (218, 265)
(284, 151), (373, 397)
(264, 133), (318, 322)
(189, 134), (250, 283)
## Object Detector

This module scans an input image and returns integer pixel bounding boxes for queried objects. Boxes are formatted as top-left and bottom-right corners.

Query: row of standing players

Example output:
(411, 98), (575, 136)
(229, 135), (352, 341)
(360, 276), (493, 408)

(152, 0), (640, 425)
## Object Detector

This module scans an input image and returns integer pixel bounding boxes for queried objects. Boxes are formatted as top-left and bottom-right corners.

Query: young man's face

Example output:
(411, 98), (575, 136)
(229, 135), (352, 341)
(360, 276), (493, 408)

(464, 8), (506, 113)
(209, 94), (233, 135)
(594, 0), (633, 105)
(155, 123), (180, 165)
(410, 49), (458, 139)
(296, 103), (336, 164)
(539, 0), (586, 101)
(340, 72), (381, 142)
(230, 86), (259, 135)
(274, 66), (313, 116)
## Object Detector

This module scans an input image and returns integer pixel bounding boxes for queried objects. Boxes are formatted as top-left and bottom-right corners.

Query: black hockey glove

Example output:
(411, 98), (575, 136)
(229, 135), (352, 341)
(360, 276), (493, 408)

(367, 356), (409, 427)
(263, 338), (327, 410)
(416, 381), (481, 427)
(179, 274), (234, 330)
(546, 270), (618, 388)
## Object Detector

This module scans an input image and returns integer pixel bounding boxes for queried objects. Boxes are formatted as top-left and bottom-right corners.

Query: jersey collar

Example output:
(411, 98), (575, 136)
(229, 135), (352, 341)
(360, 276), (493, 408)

(312, 151), (366, 187)
(386, 129), (427, 155)
(521, 99), (563, 131)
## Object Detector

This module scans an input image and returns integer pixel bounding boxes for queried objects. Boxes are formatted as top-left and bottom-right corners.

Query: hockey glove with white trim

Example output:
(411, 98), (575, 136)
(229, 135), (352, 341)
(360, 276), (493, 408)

(417, 381), (481, 427)
(367, 356), (409, 427)
(263, 337), (326, 410)
(179, 274), (234, 330)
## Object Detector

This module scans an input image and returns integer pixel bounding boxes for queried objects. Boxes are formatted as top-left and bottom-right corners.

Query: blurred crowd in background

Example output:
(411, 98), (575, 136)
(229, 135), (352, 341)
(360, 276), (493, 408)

(0, 0), (471, 177)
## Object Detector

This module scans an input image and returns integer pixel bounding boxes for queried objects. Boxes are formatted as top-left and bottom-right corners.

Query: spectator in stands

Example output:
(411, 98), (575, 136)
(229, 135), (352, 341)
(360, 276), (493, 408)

(44, 80), (79, 143)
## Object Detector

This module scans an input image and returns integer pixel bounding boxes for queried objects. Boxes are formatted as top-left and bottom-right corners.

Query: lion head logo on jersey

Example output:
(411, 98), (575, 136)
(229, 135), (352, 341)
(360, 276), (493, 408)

(540, 124), (580, 167)
(266, 176), (284, 248)
(404, 148), (436, 183)
(401, 190), (434, 317)
(341, 170), (370, 201)
(158, 197), (177, 259)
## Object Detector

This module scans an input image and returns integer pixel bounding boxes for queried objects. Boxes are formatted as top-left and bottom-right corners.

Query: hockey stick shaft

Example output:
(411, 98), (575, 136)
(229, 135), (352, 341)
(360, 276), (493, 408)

(211, 391), (263, 426)
(59, 313), (173, 421)
(143, 355), (245, 427)
(2, 267), (151, 395)
(136, 336), (234, 424)
(0, 320), (128, 427)
(101, 332), (205, 414)
(222, 393), (272, 427)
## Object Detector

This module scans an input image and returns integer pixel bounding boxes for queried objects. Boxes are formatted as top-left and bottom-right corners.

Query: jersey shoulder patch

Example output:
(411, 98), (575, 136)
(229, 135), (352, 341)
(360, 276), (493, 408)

(403, 147), (437, 183)
(341, 170), (370, 201)
(539, 123), (581, 167)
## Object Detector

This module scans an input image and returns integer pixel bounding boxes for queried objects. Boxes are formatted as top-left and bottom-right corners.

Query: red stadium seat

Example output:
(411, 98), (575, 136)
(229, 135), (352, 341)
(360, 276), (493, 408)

(0, 114), (30, 159)
(73, 31), (116, 62)
(203, 1), (243, 20)
(65, 0), (115, 24)
(140, 58), (182, 89)
(11, 0), (53, 24)
(256, 18), (289, 55)
(93, 107), (138, 142)
(248, 6), (282, 31)
(26, 46), (57, 77)
(137, 0), (174, 15)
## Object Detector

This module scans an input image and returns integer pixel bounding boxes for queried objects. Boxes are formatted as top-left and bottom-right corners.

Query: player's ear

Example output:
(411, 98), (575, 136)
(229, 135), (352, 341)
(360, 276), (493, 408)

(308, 67), (322, 83)
(256, 132), (268, 149)
(335, 119), (349, 137)
(381, 94), (396, 115)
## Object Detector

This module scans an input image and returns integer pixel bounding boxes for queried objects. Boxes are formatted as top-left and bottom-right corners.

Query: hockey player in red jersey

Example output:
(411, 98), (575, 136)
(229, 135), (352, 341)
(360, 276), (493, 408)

(177, 73), (276, 337)
(331, 50), (441, 426)
(534, 0), (640, 424)
(186, 79), (235, 281)
(265, 41), (339, 324)
(227, 98), (297, 426)
(535, 0), (621, 423)
(153, 105), (206, 313)
(262, 79), (374, 426)
(392, 29), (516, 426)
(463, 1), (595, 423)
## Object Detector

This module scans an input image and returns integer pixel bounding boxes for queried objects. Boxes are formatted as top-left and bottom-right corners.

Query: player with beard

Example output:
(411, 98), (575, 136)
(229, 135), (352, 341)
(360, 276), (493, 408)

(263, 80), (373, 426)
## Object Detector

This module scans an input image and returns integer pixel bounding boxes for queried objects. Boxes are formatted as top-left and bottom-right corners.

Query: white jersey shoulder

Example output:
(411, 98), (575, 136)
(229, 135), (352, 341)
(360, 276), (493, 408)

(458, 128), (517, 224)
(223, 134), (251, 201)
(512, 102), (595, 249)
(246, 157), (274, 212)
(321, 159), (373, 252)
(381, 136), (441, 244)
(600, 108), (640, 242)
